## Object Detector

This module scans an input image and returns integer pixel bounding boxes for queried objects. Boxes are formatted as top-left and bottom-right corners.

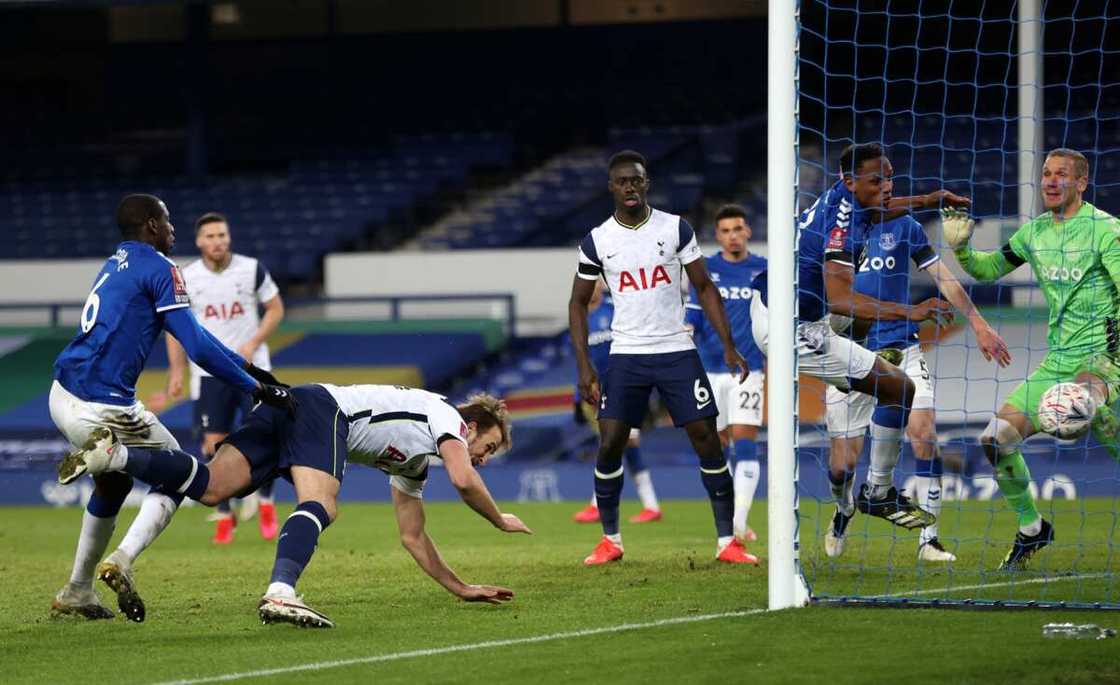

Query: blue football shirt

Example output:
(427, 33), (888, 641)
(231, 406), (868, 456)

(856, 215), (939, 350)
(686, 252), (767, 373)
(54, 241), (192, 405)
(587, 296), (614, 378)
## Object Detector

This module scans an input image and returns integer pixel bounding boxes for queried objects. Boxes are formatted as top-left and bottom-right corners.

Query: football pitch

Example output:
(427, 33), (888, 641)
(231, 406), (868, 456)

(5, 500), (1118, 684)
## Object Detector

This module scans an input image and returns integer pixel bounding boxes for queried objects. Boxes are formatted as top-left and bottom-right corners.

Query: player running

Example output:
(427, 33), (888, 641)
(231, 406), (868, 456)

(49, 194), (295, 623)
(572, 279), (663, 525)
(944, 147), (1120, 570)
(823, 213), (1010, 562)
(160, 212), (285, 544)
(750, 142), (966, 530)
(570, 149), (755, 566)
(685, 204), (767, 552)
(57, 384), (530, 628)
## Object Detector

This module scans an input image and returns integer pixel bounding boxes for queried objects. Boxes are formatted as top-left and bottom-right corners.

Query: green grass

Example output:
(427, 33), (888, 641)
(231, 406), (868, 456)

(4, 501), (1119, 685)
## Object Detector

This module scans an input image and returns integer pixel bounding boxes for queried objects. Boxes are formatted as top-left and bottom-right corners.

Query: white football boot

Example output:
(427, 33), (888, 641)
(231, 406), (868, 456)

(917, 537), (957, 562)
(50, 582), (114, 620)
(97, 548), (145, 622)
(824, 508), (853, 558)
(57, 427), (119, 485)
(259, 594), (335, 628)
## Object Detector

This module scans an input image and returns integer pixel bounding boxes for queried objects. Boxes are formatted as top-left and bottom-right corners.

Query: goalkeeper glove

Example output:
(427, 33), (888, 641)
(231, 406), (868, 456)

(940, 208), (975, 249)
(254, 384), (298, 416)
(245, 363), (289, 388)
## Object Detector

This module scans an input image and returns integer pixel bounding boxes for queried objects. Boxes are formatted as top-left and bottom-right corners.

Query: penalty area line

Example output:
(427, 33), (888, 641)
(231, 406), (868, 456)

(149, 608), (766, 685)
(880, 572), (1113, 598)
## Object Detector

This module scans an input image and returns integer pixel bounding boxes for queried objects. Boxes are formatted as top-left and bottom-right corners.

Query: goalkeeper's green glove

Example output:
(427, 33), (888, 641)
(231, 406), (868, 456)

(940, 208), (975, 250)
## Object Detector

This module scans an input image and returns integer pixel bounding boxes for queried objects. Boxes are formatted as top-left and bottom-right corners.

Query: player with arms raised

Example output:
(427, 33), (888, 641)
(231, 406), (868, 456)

(570, 149), (754, 565)
(751, 143), (965, 528)
(161, 212), (285, 544)
(58, 385), (529, 627)
(944, 147), (1120, 569)
(49, 194), (294, 622)
(823, 212), (1010, 561)
(685, 204), (767, 552)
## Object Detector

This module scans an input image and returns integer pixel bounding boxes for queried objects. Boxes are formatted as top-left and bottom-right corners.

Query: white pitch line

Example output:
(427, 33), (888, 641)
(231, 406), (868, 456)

(879, 572), (1113, 598)
(149, 608), (766, 685)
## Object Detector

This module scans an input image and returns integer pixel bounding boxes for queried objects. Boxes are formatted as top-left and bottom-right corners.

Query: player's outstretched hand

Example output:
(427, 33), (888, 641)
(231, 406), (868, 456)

(725, 348), (750, 383)
(578, 366), (600, 407)
(975, 322), (1012, 368)
(497, 513), (533, 535)
(925, 189), (971, 210)
(910, 297), (955, 326)
(255, 383), (298, 416)
(940, 208), (976, 249)
(458, 584), (515, 605)
(245, 363), (289, 388)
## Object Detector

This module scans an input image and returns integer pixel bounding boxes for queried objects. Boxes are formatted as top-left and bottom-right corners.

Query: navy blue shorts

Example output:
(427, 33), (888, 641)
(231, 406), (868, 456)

(223, 384), (348, 491)
(195, 376), (253, 435)
(599, 350), (718, 427)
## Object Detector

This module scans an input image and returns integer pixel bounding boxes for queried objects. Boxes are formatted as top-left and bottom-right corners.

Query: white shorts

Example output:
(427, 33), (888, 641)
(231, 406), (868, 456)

(49, 380), (180, 451)
(750, 294), (877, 391)
(709, 371), (765, 431)
(825, 344), (935, 438)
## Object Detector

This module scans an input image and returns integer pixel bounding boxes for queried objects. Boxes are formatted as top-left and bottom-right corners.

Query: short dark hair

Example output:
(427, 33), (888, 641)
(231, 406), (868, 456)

(608, 149), (648, 174)
(839, 143), (886, 177)
(196, 212), (228, 233)
(714, 204), (748, 224)
(1046, 147), (1089, 178)
(116, 194), (164, 239)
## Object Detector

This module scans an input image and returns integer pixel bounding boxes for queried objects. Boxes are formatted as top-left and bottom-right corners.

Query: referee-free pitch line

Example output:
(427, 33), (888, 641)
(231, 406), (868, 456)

(150, 609), (767, 685)
(880, 572), (1113, 598)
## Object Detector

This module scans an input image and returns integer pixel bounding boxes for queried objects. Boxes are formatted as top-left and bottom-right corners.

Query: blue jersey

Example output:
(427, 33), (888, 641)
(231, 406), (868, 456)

(587, 297), (614, 377)
(686, 252), (767, 373)
(55, 241), (193, 405)
(856, 215), (939, 350)
(753, 179), (868, 322)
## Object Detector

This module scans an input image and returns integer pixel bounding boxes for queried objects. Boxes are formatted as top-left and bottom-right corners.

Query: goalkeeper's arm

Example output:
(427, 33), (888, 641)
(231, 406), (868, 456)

(942, 209), (1023, 282)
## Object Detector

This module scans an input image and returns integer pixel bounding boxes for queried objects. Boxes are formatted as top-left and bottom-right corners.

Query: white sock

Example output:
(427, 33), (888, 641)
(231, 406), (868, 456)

(868, 423), (903, 499)
(267, 581), (297, 599)
(589, 493), (597, 508)
(717, 535), (735, 552)
(733, 460), (761, 534)
(1020, 517), (1043, 536)
(68, 510), (117, 588)
(916, 474), (942, 544)
(108, 443), (129, 471)
(632, 469), (660, 511)
(117, 492), (179, 563)
(606, 533), (623, 547)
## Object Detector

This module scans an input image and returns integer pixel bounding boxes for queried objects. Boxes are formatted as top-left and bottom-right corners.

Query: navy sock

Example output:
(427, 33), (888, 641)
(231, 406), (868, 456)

(86, 489), (127, 518)
(699, 458), (735, 538)
(733, 438), (758, 463)
(257, 478), (275, 500)
(622, 445), (646, 472)
(270, 501), (331, 588)
(915, 456), (944, 478)
(122, 447), (210, 501)
(594, 456), (625, 536)
(217, 499), (232, 515)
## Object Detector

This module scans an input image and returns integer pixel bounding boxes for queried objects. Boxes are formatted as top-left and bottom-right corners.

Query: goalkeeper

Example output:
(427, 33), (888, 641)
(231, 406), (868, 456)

(946, 147), (1120, 570)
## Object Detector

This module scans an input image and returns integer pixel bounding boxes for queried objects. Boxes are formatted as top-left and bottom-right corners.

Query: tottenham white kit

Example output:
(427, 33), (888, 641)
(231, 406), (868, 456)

(320, 384), (468, 498)
(181, 254), (279, 399)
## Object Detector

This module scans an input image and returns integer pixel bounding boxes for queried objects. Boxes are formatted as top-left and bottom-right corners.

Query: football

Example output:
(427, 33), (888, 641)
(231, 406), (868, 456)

(1037, 382), (1095, 439)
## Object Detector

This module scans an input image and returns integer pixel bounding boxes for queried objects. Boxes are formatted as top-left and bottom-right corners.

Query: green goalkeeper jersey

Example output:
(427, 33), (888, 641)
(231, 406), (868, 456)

(955, 202), (1120, 365)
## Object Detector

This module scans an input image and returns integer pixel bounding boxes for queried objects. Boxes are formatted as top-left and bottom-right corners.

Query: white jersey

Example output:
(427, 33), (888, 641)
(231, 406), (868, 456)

(320, 383), (468, 498)
(182, 254), (279, 398)
(576, 207), (702, 354)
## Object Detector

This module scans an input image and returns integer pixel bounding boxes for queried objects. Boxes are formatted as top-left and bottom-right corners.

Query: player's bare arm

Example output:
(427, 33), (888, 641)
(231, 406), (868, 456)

(925, 259), (1011, 366)
(569, 275), (600, 406)
(684, 258), (748, 381)
(439, 437), (532, 534)
(238, 294), (284, 361)
(824, 260), (953, 325)
(391, 487), (514, 604)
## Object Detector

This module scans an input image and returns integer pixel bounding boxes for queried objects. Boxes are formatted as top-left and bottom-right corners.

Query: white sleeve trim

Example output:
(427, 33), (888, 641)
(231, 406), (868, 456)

(155, 303), (191, 313)
(576, 272), (601, 281)
(685, 303), (703, 310)
(918, 254), (941, 270)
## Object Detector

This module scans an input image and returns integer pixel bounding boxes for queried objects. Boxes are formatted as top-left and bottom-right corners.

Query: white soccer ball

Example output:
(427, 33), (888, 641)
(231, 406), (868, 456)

(1037, 382), (1094, 439)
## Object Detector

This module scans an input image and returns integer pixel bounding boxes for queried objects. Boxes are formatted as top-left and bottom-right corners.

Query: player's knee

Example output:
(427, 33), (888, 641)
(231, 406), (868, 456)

(979, 416), (1022, 465)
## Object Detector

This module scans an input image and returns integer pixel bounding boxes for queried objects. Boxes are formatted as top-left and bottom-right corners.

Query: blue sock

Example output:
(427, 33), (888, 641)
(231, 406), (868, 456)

(622, 445), (646, 472)
(915, 456), (944, 478)
(733, 438), (758, 463)
(872, 403), (909, 432)
(122, 446), (210, 501)
(594, 456), (625, 536)
(699, 458), (735, 538)
(270, 501), (331, 588)
(258, 478), (275, 500)
(86, 488), (127, 518)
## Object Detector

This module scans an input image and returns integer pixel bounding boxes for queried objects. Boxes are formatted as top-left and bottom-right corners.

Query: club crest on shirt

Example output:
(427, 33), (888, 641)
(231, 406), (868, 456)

(711, 272), (721, 282)
(170, 266), (190, 304)
(879, 232), (898, 251)
(826, 226), (847, 250)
